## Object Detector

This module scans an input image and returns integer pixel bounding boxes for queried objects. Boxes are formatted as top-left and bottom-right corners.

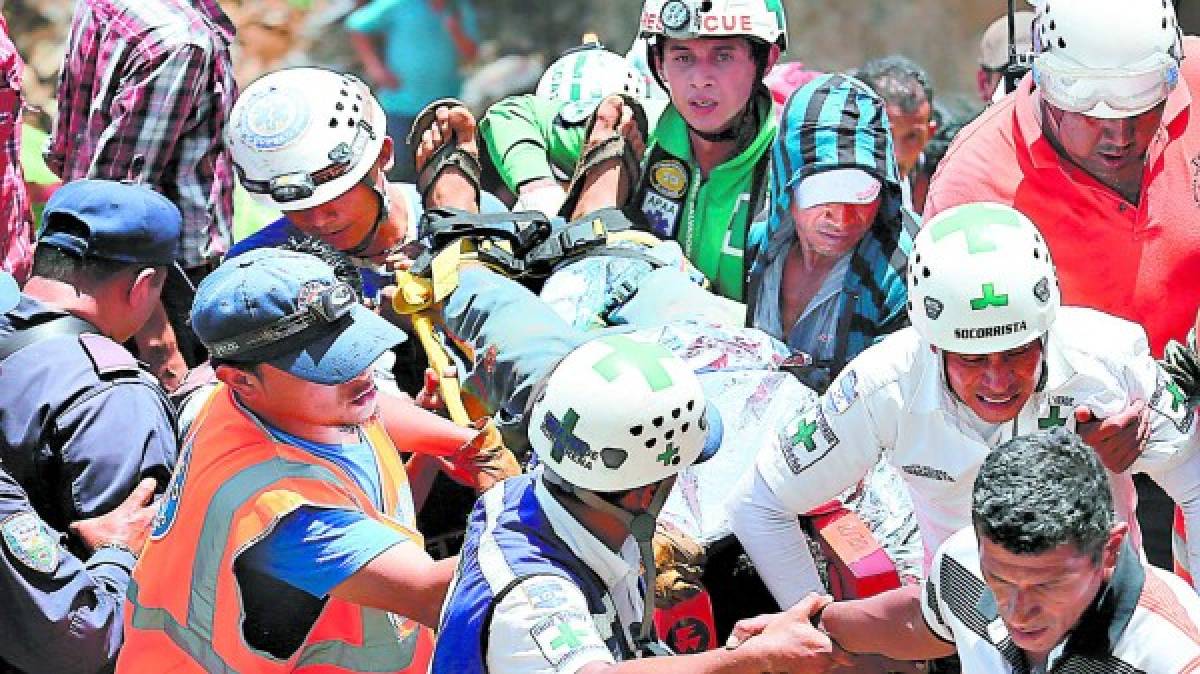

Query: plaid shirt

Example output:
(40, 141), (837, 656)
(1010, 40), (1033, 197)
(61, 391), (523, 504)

(0, 15), (31, 282)
(46, 0), (236, 268)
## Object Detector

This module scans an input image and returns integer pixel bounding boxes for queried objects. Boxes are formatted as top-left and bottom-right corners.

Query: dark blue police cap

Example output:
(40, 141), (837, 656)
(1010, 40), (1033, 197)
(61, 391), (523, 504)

(40, 180), (182, 266)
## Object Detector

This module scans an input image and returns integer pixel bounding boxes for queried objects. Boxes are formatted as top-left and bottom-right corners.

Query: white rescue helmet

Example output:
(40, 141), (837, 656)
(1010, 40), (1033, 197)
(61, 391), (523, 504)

(907, 203), (1060, 355)
(536, 44), (647, 123)
(638, 0), (788, 51)
(530, 334), (719, 493)
(227, 67), (388, 212)
(1033, 0), (1182, 118)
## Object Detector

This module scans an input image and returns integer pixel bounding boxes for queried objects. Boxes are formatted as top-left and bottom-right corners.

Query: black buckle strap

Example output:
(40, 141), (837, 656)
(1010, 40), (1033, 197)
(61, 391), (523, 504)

(0, 315), (99, 364)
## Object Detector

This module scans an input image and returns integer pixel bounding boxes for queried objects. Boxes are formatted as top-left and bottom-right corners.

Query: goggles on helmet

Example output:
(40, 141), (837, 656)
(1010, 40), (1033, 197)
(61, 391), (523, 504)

(238, 79), (380, 204)
(207, 282), (358, 360)
(1034, 51), (1179, 118)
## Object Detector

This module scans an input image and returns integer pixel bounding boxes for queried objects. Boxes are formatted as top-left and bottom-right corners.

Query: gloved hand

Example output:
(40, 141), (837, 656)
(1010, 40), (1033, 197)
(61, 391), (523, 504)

(652, 520), (706, 609)
(439, 417), (522, 492)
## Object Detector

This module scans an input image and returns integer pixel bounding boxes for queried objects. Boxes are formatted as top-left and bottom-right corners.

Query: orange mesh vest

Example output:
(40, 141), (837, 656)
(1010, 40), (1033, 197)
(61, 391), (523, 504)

(117, 385), (434, 673)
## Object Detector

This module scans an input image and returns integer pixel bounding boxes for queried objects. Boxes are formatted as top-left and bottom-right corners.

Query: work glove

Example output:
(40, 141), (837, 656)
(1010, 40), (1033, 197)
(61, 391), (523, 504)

(652, 520), (706, 609)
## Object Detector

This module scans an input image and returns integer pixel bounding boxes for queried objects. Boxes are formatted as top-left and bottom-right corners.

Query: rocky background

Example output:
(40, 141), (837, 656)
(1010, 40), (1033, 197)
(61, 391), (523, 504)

(6, 0), (1198, 131)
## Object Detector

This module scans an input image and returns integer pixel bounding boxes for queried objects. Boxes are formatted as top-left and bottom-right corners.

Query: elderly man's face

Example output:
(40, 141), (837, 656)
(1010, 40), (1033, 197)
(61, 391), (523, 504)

(1041, 101), (1165, 201)
(887, 100), (936, 178)
(790, 199), (881, 260)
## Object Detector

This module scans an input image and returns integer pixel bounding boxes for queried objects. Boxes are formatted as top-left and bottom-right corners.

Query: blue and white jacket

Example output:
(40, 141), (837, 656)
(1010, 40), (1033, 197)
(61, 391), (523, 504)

(433, 472), (644, 674)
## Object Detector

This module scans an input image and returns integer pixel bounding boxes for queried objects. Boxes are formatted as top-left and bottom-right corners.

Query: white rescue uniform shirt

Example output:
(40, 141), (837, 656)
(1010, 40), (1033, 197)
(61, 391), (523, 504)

(731, 308), (1200, 608)
(485, 479), (645, 674)
(922, 528), (1200, 673)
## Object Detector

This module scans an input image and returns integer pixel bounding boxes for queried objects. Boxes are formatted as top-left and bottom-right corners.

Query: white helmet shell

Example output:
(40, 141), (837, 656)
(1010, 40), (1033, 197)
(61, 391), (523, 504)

(227, 67), (387, 212)
(1035, 0), (1181, 118)
(530, 335), (710, 493)
(907, 203), (1060, 355)
(536, 46), (647, 123)
(639, 0), (788, 50)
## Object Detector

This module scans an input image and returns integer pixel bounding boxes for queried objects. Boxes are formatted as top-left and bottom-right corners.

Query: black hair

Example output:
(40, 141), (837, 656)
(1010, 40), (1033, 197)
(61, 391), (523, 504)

(31, 214), (142, 284)
(854, 54), (935, 114)
(972, 427), (1115, 561)
(277, 235), (365, 301)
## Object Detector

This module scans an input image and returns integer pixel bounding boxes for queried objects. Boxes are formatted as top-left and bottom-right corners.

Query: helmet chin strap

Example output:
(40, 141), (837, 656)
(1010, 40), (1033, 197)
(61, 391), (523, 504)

(342, 166), (393, 257)
(543, 469), (676, 653)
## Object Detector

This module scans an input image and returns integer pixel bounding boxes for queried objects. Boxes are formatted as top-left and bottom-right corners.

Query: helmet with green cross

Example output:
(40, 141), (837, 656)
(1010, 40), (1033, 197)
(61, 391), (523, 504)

(638, 0), (788, 51)
(530, 334), (719, 492)
(536, 42), (648, 124)
(907, 202), (1061, 355)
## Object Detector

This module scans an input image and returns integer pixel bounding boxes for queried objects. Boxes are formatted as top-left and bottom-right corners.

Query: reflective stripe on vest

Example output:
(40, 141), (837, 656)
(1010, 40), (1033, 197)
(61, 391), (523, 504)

(127, 456), (415, 671)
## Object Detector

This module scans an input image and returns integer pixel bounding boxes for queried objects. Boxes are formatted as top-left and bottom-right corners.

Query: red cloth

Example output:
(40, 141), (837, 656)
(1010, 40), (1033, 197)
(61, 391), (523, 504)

(45, 0), (237, 268)
(0, 15), (31, 282)
(925, 38), (1200, 356)
(763, 62), (823, 117)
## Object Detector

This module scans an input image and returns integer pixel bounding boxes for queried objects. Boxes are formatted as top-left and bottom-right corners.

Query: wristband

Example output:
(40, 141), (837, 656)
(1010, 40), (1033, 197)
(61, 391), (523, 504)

(94, 542), (139, 559)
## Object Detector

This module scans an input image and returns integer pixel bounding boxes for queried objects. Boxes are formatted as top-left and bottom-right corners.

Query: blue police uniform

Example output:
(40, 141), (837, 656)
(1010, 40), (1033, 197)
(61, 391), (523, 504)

(0, 179), (182, 673)
(0, 467), (136, 674)
(0, 295), (176, 544)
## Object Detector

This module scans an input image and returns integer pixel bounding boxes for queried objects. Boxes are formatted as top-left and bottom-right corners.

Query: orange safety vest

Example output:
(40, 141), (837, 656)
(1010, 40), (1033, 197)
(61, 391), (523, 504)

(117, 385), (434, 673)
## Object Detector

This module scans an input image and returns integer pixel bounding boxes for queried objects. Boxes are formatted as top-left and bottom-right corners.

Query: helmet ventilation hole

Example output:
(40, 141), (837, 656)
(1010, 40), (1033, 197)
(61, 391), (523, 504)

(681, 422), (691, 433)
(653, 416), (664, 427)
(329, 118), (338, 128)
(630, 424), (644, 436)
(645, 437), (657, 448)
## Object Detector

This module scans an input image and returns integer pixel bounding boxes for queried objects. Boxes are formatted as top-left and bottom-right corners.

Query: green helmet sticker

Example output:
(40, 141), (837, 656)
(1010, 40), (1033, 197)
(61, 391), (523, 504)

(592, 336), (675, 391)
(656, 442), (681, 466)
(929, 206), (1024, 254)
(544, 408), (588, 463)
(970, 282), (1010, 310)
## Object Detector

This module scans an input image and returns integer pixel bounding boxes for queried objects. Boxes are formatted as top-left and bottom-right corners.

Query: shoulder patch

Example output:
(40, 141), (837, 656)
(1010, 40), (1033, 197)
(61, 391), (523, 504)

(825, 369), (859, 415)
(530, 609), (609, 669)
(1150, 370), (1195, 434)
(649, 159), (688, 200)
(642, 191), (681, 239)
(1, 512), (60, 573)
(778, 406), (840, 475)
(78, 333), (139, 377)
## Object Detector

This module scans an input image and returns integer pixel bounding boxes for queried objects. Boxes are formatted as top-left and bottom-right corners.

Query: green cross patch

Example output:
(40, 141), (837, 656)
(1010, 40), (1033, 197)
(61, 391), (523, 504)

(791, 418), (818, 453)
(592, 336), (674, 391)
(550, 621), (584, 650)
(1039, 405), (1067, 429)
(1167, 380), (1187, 412)
(970, 283), (1009, 310)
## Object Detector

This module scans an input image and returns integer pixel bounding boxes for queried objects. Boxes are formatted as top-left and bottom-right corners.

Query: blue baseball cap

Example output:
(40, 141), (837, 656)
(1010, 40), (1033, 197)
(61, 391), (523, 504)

(192, 248), (406, 385)
(0, 271), (18, 314)
(40, 180), (182, 266)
